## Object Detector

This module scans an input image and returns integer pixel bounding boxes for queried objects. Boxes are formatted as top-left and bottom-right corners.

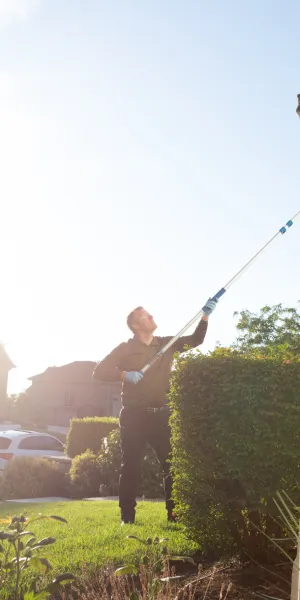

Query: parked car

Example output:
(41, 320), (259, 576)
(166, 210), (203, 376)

(0, 430), (71, 473)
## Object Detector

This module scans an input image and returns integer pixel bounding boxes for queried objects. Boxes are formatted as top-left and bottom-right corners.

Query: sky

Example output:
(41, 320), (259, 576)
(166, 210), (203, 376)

(0, 0), (299, 394)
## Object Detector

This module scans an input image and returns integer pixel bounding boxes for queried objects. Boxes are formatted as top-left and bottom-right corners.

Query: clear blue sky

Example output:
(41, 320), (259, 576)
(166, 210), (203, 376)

(1, 0), (299, 393)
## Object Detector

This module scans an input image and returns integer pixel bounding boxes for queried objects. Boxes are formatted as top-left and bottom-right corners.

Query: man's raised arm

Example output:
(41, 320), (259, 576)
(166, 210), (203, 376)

(168, 298), (218, 353)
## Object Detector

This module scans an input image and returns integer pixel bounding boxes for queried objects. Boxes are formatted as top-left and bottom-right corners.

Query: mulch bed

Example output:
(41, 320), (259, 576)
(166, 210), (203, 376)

(61, 556), (292, 599)
(173, 557), (291, 600)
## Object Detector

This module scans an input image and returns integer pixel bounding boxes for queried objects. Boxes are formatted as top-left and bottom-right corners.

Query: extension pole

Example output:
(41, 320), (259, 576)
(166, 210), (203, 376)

(140, 211), (300, 374)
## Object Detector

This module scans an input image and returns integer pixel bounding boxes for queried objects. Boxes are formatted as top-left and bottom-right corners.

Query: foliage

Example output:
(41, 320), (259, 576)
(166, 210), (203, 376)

(261, 490), (300, 565)
(70, 429), (164, 498)
(0, 513), (74, 600)
(0, 457), (68, 500)
(241, 491), (300, 600)
(4, 391), (27, 424)
(96, 429), (121, 496)
(66, 417), (118, 458)
(0, 501), (198, 576)
(233, 303), (300, 356)
(70, 450), (101, 498)
(139, 445), (164, 500)
(115, 534), (195, 600)
(169, 347), (300, 557)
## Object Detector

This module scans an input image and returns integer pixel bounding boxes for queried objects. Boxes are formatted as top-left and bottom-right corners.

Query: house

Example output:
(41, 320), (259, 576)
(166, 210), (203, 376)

(0, 344), (15, 419)
(25, 361), (121, 427)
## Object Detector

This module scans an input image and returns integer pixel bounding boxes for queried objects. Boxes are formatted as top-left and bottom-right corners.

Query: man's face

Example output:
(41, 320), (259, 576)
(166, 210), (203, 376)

(133, 308), (157, 335)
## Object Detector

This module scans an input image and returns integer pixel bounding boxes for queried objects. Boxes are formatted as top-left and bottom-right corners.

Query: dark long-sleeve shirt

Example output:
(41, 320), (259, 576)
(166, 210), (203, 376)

(93, 319), (208, 408)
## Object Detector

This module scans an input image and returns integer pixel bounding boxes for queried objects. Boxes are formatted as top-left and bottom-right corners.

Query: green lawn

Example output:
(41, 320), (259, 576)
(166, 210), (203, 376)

(0, 500), (199, 576)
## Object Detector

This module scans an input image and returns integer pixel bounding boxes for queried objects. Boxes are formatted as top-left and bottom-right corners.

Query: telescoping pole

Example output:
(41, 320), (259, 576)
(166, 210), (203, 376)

(140, 211), (300, 375)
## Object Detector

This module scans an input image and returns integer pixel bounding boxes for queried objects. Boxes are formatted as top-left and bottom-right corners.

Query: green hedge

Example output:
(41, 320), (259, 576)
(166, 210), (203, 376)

(67, 417), (119, 458)
(69, 429), (164, 498)
(169, 348), (300, 557)
(0, 457), (68, 499)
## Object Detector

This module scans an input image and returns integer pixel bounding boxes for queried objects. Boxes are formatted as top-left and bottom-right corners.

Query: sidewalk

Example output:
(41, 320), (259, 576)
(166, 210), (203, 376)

(3, 496), (164, 504)
(4, 497), (72, 504)
(86, 496), (163, 502)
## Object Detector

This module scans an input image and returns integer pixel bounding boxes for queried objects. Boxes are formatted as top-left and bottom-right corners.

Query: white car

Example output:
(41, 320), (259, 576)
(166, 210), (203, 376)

(0, 430), (71, 473)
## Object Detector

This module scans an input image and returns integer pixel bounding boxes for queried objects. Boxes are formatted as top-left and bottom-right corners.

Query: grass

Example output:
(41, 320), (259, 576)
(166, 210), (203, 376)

(0, 500), (199, 576)
(0, 500), (273, 599)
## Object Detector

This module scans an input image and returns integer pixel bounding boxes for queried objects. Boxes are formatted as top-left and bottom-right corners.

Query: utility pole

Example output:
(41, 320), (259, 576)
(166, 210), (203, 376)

(296, 94), (300, 118)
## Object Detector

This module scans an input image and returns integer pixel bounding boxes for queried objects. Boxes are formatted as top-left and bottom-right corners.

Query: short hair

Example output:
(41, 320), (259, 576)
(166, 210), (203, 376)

(127, 306), (143, 333)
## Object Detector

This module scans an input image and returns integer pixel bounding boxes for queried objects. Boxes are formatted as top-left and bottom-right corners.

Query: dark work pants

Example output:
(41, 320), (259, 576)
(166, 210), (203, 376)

(119, 406), (174, 521)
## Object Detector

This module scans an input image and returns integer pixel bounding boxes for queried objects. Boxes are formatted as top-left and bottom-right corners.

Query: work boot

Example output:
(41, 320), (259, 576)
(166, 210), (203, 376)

(121, 520), (134, 526)
(121, 510), (135, 526)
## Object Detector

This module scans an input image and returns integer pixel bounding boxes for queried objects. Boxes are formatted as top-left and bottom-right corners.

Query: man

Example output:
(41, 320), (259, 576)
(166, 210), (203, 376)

(93, 298), (217, 524)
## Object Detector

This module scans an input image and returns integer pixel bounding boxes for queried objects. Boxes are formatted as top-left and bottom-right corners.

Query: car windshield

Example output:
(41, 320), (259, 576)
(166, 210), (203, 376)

(0, 437), (11, 450)
(18, 436), (63, 452)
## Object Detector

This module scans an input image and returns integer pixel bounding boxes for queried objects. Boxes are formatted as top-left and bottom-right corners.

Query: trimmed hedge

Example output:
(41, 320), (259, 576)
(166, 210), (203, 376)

(0, 457), (68, 499)
(67, 417), (118, 458)
(169, 347), (300, 557)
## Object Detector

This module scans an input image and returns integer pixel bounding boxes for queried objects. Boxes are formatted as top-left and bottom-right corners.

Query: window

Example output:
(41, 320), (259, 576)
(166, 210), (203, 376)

(0, 437), (11, 450)
(64, 391), (74, 407)
(18, 436), (64, 452)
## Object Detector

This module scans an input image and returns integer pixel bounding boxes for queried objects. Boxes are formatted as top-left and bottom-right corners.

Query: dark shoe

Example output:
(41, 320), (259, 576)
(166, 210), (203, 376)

(121, 509), (135, 526)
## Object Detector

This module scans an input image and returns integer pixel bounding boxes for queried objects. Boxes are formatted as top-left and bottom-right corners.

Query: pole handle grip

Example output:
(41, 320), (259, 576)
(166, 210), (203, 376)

(210, 288), (227, 303)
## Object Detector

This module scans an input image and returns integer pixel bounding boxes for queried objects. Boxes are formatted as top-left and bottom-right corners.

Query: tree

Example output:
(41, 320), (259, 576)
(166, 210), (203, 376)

(7, 391), (30, 423)
(232, 303), (300, 356)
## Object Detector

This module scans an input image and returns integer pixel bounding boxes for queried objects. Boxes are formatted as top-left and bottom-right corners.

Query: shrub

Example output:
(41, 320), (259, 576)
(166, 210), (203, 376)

(0, 513), (74, 600)
(70, 429), (164, 498)
(0, 457), (68, 500)
(70, 450), (101, 497)
(66, 417), (118, 458)
(97, 429), (122, 495)
(140, 445), (164, 499)
(97, 429), (164, 498)
(169, 347), (300, 557)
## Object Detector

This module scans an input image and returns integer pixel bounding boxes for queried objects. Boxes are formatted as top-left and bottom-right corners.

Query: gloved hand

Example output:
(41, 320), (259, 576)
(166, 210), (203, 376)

(124, 371), (144, 385)
(202, 298), (218, 316)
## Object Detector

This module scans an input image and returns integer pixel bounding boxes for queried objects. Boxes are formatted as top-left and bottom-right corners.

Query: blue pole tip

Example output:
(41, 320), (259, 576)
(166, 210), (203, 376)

(279, 226), (286, 234)
(286, 220), (293, 228)
(212, 288), (226, 301)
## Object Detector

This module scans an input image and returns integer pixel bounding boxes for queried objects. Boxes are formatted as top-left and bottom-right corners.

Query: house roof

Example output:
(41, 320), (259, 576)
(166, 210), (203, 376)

(0, 344), (15, 371)
(28, 361), (97, 382)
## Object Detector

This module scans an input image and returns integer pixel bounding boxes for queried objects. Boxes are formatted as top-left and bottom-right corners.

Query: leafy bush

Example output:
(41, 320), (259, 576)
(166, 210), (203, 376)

(66, 417), (118, 458)
(169, 347), (300, 557)
(98, 429), (164, 498)
(233, 303), (300, 355)
(96, 429), (122, 496)
(70, 429), (164, 498)
(70, 450), (101, 497)
(114, 533), (195, 598)
(0, 457), (68, 500)
(0, 513), (74, 600)
(140, 445), (164, 499)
